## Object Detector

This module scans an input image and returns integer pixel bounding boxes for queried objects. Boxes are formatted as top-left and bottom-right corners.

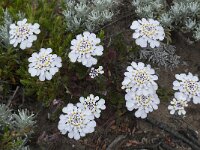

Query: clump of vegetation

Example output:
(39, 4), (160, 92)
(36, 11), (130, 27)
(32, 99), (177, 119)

(0, 0), (122, 106)
(132, 0), (200, 41)
(132, 0), (166, 18)
(131, 0), (200, 69)
(0, 104), (36, 150)
(0, 1), (72, 105)
(63, 0), (119, 31)
(0, 9), (12, 46)
(140, 43), (181, 70)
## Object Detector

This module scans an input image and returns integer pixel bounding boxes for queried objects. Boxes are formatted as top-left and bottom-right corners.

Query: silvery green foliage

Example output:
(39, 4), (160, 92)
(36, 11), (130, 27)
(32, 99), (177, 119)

(159, 13), (173, 27)
(170, 0), (199, 21)
(132, 0), (166, 18)
(20, 146), (30, 150)
(140, 43), (180, 70)
(0, 9), (26, 46)
(185, 18), (196, 30)
(132, 0), (200, 41)
(17, 11), (26, 20)
(162, 0), (200, 40)
(13, 109), (36, 135)
(168, 0), (200, 28)
(194, 24), (200, 40)
(63, 0), (118, 31)
(0, 9), (12, 45)
(0, 104), (12, 127)
(0, 104), (35, 149)
(0, 104), (36, 132)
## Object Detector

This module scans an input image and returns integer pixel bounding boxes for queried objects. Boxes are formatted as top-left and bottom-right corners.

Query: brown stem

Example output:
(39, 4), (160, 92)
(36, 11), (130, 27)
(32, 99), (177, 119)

(146, 116), (200, 150)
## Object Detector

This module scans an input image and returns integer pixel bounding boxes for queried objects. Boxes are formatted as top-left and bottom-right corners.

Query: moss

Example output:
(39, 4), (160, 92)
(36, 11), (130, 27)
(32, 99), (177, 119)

(157, 87), (174, 102)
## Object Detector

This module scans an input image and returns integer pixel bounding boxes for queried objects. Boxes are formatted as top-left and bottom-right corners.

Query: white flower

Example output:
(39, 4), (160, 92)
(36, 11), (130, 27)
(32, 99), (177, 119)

(68, 31), (104, 67)
(173, 72), (200, 104)
(121, 82), (132, 93)
(122, 62), (158, 95)
(89, 66), (104, 78)
(96, 66), (104, 74)
(77, 94), (106, 118)
(28, 48), (62, 81)
(89, 67), (98, 78)
(125, 91), (160, 119)
(58, 103), (96, 140)
(9, 18), (40, 50)
(168, 92), (188, 115)
(130, 18), (165, 48)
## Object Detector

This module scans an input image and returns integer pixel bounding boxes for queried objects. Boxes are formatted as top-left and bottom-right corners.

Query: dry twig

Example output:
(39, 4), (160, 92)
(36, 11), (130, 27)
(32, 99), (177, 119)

(146, 116), (200, 150)
(107, 135), (127, 150)
(7, 86), (19, 107)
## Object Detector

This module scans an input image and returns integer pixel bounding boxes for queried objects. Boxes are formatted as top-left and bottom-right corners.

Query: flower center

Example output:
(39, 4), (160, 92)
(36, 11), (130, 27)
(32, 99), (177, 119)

(70, 112), (83, 126)
(175, 100), (187, 110)
(184, 80), (198, 95)
(136, 95), (151, 107)
(36, 54), (53, 69)
(16, 24), (30, 38)
(77, 40), (92, 54)
(134, 71), (149, 85)
(84, 99), (95, 112)
(176, 102), (184, 109)
(90, 69), (98, 77)
(141, 24), (156, 37)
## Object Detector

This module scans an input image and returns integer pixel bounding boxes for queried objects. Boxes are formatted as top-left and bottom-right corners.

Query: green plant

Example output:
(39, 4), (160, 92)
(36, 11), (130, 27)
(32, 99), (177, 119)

(0, 104), (35, 150)
(132, 0), (200, 41)
(0, 1), (72, 105)
(63, 0), (119, 31)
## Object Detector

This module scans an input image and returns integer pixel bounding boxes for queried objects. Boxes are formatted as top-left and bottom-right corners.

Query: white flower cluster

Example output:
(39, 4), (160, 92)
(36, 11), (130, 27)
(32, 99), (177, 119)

(77, 94), (106, 118)
(9, 18), (40, 50)
(58, 103), (96, 140)
(58, 94), (106, 140)
(173, 73), (200, 104)
(130, 18), (165, 48)
(68, 31), (103, 67)
(122, 62), (160, 118)
(168, 72), (200, 116)
(89, 66), (104, 78)
(168, 92), (188, 116)
(125, 92), (160, 118)
(28, 48), (62, 81)
(8, 18), (63, 81)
